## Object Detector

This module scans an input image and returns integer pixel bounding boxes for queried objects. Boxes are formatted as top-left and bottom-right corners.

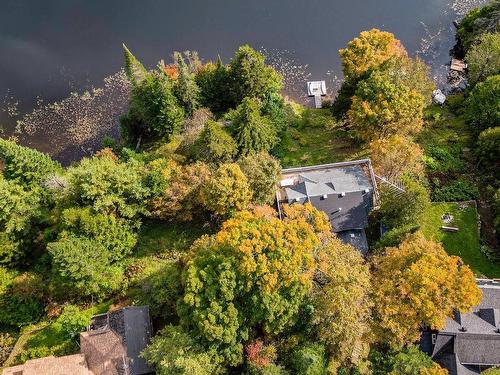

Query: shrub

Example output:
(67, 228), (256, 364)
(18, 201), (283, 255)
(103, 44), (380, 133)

(57, 305), (92, 341)
(432, 179), (480, 202)
(423, 145), (465, 173)
(476, 127), (500, 169)
(374, 225), (420, 250)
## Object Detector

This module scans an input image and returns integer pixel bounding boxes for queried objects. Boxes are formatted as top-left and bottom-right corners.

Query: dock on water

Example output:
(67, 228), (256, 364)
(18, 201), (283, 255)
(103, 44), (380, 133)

(307, 81), (327, 108)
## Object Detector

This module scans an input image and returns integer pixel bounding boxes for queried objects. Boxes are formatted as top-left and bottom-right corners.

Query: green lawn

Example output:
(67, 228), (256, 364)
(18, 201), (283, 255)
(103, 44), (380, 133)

(278, 108), (367, 168)
(420, 202), (500, 278)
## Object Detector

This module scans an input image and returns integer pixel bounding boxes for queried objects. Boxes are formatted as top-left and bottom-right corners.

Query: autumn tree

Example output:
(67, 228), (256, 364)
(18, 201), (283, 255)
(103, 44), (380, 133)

(230, 97), (277, 156)
(149, 160), (212, 221)
(339, 29), (407, 81)
(190, 120), (237, 164)
(238, 152), (281, 205)
(370, 135), (424, 179)
(228, 45), (283, 105)
(311, 235), (372, 371)
(348, 69), (426, 142)
(174, 51), (201, 115)
(371, 233), (482, 347)
(465, 74), (500, 132)
(201, 163), (252, 217)
(178, 208), (321, 366)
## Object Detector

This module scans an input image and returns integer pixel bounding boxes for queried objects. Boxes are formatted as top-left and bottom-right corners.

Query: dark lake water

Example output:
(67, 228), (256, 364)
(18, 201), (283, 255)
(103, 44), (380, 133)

(0, 0), (486, 163)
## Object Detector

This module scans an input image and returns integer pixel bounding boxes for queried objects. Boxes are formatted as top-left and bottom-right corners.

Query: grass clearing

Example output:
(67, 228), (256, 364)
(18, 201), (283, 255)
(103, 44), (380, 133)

(278, 108), (367, 167)
(420, 202), (500, 278)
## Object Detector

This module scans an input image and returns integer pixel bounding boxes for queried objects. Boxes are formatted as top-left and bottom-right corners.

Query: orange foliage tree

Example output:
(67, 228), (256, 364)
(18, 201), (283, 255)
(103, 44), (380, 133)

(371, 233), (482, 348)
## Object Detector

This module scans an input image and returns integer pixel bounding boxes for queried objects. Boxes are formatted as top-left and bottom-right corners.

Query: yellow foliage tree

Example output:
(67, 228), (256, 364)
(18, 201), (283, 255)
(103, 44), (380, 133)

(339, 29), (407, 80)
(371, 233), (482, 348)
(201, 163), (252, 217)
(420, 364), (449, 375)
(312, 234), (372, 371)
(282, 202), (331, 235)
(370, 135), (424, 179)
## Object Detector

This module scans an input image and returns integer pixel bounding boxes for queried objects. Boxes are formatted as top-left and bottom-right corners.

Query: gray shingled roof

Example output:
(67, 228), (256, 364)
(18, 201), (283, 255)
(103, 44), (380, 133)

(429, 281), (500, 374)
(335, 229), (369, 255)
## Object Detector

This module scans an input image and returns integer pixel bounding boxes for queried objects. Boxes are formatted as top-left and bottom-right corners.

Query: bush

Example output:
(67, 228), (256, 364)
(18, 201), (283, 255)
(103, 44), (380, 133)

(476, 127), (500, 169)
(423, 145), (465, 173)
(57, 305), (92, 341)
(432, 179), (480, 202)
(374, 225), (420, 250)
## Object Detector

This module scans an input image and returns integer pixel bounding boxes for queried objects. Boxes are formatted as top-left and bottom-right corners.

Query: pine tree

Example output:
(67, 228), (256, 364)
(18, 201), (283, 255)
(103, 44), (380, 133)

(122, 43), (147, 85)
(174, 52), (201, 116)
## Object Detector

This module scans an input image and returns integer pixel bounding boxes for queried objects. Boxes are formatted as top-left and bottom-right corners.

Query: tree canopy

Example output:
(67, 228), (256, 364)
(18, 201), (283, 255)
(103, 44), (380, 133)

(466, 33), (500, 86)
(371, 233), (482, 347)
(465, 74), (500, 132)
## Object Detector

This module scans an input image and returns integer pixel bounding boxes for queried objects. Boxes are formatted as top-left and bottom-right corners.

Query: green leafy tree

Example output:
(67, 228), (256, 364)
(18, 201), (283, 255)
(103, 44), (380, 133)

(65, 152), (150, 220)
(477, 126), (500, 170)
(348, 69), (425, 142)
(48, 235), (124, 298)
(339, 29), (407, 81)
(312, 235), (372, 370)
(482, 367), (500, 375)
(190, 120), (237, 164)
(288, 343), (327, 375)
(228, 45), (283, 105)
(0, 178), (42, 264)
(238, 152), (281, 205)
(174, 51), (201, 115)
(142, 325), (224, 375)
(390, 346), (445, 375)
(0, 138), (62, 188)
(230, 97), (277, 156)
(466, 33), (500, 86)
(178, 208), (321, 365)
(378, 177), (430, 229)
(57, 305), (92, 341)
(201, 163), (252, 217)
(458, 1), (500, 52)
(465, 74), (500, 132)
(58, 207), (137, 262)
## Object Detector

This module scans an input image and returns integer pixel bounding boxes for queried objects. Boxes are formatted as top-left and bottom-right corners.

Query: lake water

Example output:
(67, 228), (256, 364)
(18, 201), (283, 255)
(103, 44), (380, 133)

(0, 0), (486, 163)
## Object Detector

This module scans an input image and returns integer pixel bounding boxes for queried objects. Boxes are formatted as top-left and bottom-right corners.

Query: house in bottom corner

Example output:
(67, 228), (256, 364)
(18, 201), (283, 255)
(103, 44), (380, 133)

(420, 279), (500, 374)
(80, 306), (153, 375)
(277, 160), (378, 254)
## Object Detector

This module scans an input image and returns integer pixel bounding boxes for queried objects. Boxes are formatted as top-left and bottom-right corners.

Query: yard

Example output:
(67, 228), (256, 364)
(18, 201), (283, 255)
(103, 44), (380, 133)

(420, 202), (500, 278)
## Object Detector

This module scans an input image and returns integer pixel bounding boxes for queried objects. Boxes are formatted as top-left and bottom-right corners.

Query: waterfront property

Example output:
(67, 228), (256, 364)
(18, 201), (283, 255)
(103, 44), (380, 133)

(421, 279), (500, 374)
(277, 159), (378, 254)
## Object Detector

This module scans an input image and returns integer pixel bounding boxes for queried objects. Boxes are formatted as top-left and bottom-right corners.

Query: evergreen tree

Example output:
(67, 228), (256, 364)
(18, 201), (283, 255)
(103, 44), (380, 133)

(174, 52), (201, 115)
(123, 43), (147, 85)
(191, 120), (237, 164)
(230, 97), (277, 156)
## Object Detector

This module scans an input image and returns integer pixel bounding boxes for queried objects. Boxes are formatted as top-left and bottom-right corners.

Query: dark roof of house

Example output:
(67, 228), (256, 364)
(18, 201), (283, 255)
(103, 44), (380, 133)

(429, 280), (500, 374)
(335, 229), (369, 255)
(90, 306), (153, 375)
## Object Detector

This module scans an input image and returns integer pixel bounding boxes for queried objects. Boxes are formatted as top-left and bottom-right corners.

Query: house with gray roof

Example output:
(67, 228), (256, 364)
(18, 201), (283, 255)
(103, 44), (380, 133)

(420, 279), (500, 374)
(277, 160), (378, 254)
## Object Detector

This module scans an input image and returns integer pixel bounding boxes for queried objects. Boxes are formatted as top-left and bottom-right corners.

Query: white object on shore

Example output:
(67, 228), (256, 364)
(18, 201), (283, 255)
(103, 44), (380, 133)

(433, 89), (446, 105)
